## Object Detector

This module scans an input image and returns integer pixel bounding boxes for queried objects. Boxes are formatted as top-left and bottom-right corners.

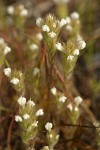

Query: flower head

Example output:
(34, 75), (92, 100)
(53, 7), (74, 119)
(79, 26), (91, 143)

(67, 55), (74, 60)
(78, 40), (86, 50)
(42, 25), (50, 32)
(20, 9), (28, 17)
(7, 6), (14, 15)
(45, 122), (53, 132)
(29, 44), (38, 51)
(4, 46), (11, 55)
(10, 78), (19, 85)
(56, 42), (63, 51)
(74, 96), (82, 106)
(59, 95), (67, 103)
(35, 109), (44, 116)
(15, 115), (22, 122)
(71, 12), (80, 20)
(4, 68), (11, 77)
(33, 67), (39, 76)
(51, 87), (57, 95)
(36, 17), (43, 27)
(23, 114), (30, 120)
(67, 103), (73, 111)
(73, 49), (79, 55)
(59, 18), (67, 28)
(48, 32), (56, 38)
(27, 98), (35, 107)
(17, 96), (26, 106)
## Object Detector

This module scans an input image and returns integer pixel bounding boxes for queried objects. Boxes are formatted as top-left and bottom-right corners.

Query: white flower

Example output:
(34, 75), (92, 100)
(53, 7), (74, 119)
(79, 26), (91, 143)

(66, 25), (72, 31)
(73, 49), (79, 55)
(7, 6), (14, 15)
(49, 134), (53, 138)
(67, 55), (74, 60)
(93, 122), (100, 127)
(0, 38), (5, 45)
(74, 96), (82, 106)
(65, 17), (71, 24)
(71, 12), (80, 20)
(4, 46), (11, 55)
(29, 44), (38, 51)
(17, 96), (26, 106)
(59, 18), (67, 28)
(51, 87), (57, 95)
(42, 25), (50, 32)
(36, 33), (43, 40)
(56, 42), (63, 51)
(33, 67), (39, 76)
(15, 115), (22, 122)
(48, 32), (56, 38)
(20, 9), (28, 17)
(4, 68), (11, 77)
(74, 106), (79, 112)
(67, 103), (73, 111)
(36, 17), (43, 27)
(59, 95), (67, 103)
(27, 98), (35, 107)
(31, 121), (38, 127)
(78, 40), (86, 50)
(35, 109), (44, 116)
(23, 114), (30, 120)
(10, 78), (19, 85)
(45, 122), (53, 132)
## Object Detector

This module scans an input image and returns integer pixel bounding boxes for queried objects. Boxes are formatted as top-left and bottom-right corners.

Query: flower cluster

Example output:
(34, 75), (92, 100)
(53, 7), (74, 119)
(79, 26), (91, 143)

(3, 68), (24, 92)
(15, 96), (44, 143)
(0, 37), (11, 55)
(44, 122), (59, 150)
(7, 4), (28, 28)
(51, 87), (67, 109)
(7, 4), (28, 17)
(67, 96), (83, 112)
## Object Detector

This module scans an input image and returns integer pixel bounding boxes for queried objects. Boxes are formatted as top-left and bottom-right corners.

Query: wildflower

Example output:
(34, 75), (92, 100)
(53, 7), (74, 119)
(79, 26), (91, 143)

(36, 17), (43, 27)
(70, 12), (80, 20)
(23, 114), (30, 120)
(27, 98), (35, 107)
(20, 9), (28, 17)
(31, 121), (38, 127)
(10, 78), (19, 85)
(67, 55), (74, 60)
(74, 96), (82, 106)
(4, 46), (11, 55)
(0, 38), (5, 45)
(65, 17), (71, 24)
(7, 6), (14, 15)
(66, 25), (72, 31)
(56, 42), (63, 51)
(35, 109), (44, 116)
(45, 122), (53, 132)
(33, 67), (39, 76)
(73, 49), (79, 55)
(36, 33), (43, 40)
(15, 115), (22, 122)
(17, 96), (26, 106)
(74, 106), (78, 112)
(59, 18), (67, 28)
(42, 25), (50, 32)
(78, 40), (86, 50)
(59, 95), (67, 103)
(48, 32), (56, 38)
(51, 87), (57, 95)
(4, 68), (11, 77)
(29, 44), (38, 51)
(67, 103), (73, 111)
